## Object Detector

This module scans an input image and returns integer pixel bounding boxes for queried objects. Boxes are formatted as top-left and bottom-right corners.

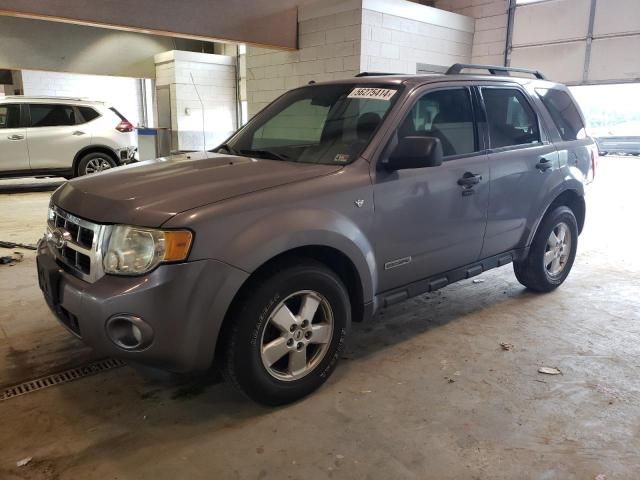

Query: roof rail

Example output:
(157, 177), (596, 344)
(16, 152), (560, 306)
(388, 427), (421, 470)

(0, 95), (100, 102)
(446, 63), (546, 80)
(354, 72), (401, 77)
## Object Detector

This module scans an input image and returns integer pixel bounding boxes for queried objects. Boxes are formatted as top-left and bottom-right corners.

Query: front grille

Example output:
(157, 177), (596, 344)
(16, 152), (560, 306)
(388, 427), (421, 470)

(46, 205), (107, 283)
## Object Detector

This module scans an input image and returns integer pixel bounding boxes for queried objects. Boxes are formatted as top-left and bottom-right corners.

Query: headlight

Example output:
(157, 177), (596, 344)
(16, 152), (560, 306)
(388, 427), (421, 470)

(103, 225), (192, 275)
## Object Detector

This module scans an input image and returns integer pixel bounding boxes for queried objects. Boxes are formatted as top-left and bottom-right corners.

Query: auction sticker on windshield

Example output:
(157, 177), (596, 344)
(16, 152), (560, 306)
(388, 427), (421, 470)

(348, 88), (396, 101)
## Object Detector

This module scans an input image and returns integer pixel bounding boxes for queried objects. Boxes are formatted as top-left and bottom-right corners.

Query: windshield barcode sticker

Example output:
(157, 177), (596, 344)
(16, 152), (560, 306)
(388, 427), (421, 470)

(348, 88), (396, 101)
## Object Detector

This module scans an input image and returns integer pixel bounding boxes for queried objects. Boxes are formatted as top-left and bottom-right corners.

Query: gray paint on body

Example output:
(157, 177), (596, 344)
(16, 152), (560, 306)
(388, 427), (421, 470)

(41, 73), (593, 373)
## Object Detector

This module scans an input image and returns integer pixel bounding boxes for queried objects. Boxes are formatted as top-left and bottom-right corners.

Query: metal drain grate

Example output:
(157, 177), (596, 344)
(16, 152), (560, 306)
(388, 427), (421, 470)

(0, 358), (126, 401)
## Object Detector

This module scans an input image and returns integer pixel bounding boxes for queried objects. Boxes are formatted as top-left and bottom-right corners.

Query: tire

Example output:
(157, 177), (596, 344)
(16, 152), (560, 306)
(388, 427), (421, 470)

(513, 206), (578, 293)
(77, 152), (117, 177)
(221, 260), (351, 406)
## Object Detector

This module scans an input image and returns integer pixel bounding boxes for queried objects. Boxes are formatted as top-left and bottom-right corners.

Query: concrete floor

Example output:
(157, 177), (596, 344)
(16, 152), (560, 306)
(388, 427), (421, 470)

(0, 157), (638, 479)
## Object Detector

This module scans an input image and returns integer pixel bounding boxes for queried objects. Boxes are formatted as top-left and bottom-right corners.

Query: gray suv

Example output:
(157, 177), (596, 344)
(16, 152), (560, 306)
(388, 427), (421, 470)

(37, 64), (596, 405)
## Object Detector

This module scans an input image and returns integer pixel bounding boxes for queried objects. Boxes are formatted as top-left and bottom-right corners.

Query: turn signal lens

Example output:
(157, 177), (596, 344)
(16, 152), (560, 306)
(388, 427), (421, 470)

(163, 230), (193, 261)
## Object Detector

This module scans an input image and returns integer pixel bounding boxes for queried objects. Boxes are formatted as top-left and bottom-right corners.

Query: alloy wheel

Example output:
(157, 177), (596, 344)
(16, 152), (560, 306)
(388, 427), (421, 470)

(260, 290), (334, 381)
(544, 222), (572, 277)
(84, 157), (113, 174)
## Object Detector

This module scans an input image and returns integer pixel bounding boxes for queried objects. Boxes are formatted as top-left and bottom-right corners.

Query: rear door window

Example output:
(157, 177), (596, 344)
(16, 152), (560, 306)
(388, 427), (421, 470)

(481, 88), (540, 149)
(0, 104), (20, 129)
(29, 104), (77, 127)
(536, 88), (586, 141)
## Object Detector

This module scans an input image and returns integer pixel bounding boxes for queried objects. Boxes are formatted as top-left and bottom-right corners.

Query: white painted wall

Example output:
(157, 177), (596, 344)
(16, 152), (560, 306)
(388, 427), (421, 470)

(0, 16), (217, 79)
(246, 0), (363, 117)
(361, 0), (474, 73)
(246, 0), (474, 117)
(21, 70), (145, 126)
(436, 0), (508, 66)
(155, 51), (237, 151)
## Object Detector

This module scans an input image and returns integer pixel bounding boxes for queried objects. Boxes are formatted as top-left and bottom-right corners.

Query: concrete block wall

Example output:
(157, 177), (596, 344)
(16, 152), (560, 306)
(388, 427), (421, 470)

(435, 0), (508, 66)
(155, 51), (236, 151)
(246, 0), (363, 117)
(246, 0), (474, 117)
(20, 70), (145, 126)
(361, 0), (474, 73)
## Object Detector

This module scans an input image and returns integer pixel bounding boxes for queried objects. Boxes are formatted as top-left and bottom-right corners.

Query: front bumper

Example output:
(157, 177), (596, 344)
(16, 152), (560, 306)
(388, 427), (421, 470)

(36, 240), (248, 373)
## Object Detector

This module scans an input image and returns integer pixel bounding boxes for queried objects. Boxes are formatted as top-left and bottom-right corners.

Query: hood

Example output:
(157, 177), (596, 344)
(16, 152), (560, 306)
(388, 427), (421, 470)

(52, 152), (342, 227)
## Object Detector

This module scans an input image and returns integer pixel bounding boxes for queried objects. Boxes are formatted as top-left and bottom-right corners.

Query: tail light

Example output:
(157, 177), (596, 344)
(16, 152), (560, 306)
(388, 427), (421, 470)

(116, 120), (134, 133)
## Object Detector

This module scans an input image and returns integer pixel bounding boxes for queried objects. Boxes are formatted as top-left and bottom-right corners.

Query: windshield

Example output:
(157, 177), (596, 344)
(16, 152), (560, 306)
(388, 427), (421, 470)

(215, 84), (401, 165)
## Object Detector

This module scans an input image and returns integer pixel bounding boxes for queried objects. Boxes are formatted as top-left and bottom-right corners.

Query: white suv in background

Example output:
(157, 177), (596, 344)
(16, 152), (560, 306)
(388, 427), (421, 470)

(0, 96), (137, 178)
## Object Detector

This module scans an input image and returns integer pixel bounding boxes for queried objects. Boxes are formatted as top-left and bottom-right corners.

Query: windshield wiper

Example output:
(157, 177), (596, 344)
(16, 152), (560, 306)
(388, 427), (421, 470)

(213, 143), (239, 155)
(239, 149), (290, 161)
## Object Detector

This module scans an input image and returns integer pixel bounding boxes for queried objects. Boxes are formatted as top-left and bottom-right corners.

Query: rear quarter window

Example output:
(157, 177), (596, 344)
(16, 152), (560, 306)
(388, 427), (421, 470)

(536, 88), (586, 141)
(77, 106), (101, 123)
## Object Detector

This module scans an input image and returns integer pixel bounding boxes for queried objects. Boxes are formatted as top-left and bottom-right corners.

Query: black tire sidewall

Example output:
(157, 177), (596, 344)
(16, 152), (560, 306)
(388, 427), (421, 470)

(77, 152), (117, 176)
(530, 206), (579, 288)
(226, 263), (350, 405)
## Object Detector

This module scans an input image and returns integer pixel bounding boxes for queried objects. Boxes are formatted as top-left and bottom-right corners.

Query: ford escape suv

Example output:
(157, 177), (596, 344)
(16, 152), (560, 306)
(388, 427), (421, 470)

(0, 96), (136, 178)
(37, 64), (596, 405)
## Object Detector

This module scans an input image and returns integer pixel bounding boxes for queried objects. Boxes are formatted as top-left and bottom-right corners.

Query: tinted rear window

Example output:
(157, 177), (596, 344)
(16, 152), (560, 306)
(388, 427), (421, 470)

(482, 88), (540, 149)
(536, 88), (585, 141)
(78, 106), (100, 123)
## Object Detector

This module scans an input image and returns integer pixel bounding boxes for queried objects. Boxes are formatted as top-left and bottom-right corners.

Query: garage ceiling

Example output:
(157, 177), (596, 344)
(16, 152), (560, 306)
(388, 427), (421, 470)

(510, 0), (640, 85)
(0, 0), (298, 49)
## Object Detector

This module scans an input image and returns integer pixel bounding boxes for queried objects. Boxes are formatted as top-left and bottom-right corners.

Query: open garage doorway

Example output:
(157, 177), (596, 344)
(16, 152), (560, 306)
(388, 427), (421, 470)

(568, 82), (640, 269)
(570, 83), (640, 156)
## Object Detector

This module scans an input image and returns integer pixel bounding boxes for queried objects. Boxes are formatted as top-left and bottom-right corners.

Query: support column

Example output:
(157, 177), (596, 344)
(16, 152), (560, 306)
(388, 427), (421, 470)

(154, 50), (237, 152)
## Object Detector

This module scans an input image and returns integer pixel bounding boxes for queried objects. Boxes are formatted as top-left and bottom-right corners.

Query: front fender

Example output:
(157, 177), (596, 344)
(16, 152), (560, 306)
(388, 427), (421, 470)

(222, 208), (377, 303)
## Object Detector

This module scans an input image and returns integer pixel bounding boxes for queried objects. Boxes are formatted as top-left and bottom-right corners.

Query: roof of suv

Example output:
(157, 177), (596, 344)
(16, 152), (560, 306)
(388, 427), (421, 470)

(309, 73), (564, 90)
(306, 64), (565, 90)
(0, 95), (107, 106)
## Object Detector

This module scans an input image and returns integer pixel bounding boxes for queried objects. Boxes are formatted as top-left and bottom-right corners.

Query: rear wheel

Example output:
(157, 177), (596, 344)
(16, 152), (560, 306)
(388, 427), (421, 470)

(77, 152), (117, 176)
(222, 260), (350, 405)
(513, 206), (578, 292)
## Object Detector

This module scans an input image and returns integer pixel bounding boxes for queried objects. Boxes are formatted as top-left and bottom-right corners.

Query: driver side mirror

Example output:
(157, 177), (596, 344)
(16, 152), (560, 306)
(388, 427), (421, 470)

(385, 136), (443, 170)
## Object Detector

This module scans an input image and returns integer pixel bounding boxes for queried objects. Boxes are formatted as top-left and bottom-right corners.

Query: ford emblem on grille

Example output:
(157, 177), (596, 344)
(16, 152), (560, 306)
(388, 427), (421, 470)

(48, 228), (71, 249)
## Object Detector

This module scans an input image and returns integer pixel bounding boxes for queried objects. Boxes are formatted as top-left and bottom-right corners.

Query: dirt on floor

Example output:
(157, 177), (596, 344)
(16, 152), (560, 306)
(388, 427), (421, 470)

(0, 158), (638, 479)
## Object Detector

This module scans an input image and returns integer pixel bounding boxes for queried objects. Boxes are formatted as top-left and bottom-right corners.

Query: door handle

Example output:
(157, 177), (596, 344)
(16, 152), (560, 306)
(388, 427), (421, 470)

(457, 172), (482, 187)
(72, 131), (86, 136)
(536, 158), (553, 172)
(7, 134), (24, 141)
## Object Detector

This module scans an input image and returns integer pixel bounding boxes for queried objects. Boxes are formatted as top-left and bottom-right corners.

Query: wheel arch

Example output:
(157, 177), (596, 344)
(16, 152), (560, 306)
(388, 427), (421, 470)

(213, 244), (368, 370)
(231, 244), (367, 322)
(72, 145), (120, 176)
(528, 188), (586, 246)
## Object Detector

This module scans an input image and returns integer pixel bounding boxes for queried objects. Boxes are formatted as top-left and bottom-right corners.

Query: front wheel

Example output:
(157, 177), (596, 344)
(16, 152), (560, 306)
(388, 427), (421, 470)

(513, 206), (578, 292)
(221, 260), (351, 405)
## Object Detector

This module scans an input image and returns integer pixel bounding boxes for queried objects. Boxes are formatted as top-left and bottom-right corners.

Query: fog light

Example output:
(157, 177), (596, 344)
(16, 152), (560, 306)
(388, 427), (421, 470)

(105, 315), (153, 350)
